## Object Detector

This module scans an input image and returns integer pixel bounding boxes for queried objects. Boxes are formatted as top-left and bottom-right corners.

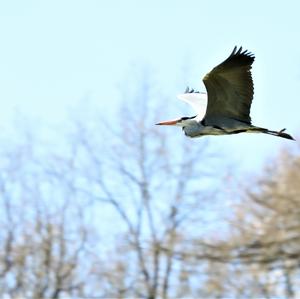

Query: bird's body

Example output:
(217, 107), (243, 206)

(180, 117), (253, 137)
(156, 47), (294, 141)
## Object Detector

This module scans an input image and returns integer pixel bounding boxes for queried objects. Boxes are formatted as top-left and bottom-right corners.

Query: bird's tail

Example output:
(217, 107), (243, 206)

(250, 127), (295, 141)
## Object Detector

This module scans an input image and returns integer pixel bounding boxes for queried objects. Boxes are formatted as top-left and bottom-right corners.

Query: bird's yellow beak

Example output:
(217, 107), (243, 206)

(155, 119), (179, 126)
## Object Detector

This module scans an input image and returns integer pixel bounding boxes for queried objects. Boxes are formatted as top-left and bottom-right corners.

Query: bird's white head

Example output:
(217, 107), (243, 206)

(156, 116), (196, 127)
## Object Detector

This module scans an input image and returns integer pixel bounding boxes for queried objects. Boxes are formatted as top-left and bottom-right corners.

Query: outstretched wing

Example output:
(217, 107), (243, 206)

(177, 90), (207, 121)
(202, 46), (255, 125)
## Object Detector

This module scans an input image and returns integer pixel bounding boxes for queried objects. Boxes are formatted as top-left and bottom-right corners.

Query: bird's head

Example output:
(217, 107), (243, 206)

(156, 116), (196, 127)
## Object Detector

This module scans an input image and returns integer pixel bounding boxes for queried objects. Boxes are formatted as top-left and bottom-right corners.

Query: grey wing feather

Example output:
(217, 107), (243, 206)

(202, 46), (255, 125)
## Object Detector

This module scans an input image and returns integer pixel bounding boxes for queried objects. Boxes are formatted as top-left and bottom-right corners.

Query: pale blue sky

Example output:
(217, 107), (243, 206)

(0, 0), (299, 171)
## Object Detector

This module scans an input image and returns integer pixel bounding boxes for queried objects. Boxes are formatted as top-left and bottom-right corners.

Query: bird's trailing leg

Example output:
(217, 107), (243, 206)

(275, 129), (295, 140)
(250, 127), (295, 140)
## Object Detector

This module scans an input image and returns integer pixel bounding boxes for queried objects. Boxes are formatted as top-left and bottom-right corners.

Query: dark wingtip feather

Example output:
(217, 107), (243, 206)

(230, 46), (255, 61)
(230, 46), (238, 56)
(236, 46), (243, 55)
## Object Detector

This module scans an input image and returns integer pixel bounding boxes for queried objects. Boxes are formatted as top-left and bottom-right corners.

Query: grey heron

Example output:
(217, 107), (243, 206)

(156, 46), (294, 140)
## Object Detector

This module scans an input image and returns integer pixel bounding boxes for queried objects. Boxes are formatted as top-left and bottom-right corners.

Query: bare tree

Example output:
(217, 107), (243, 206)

(70, 73), (223, 298)
(0, 131), (92, 298)
(179, 145), (300, 298)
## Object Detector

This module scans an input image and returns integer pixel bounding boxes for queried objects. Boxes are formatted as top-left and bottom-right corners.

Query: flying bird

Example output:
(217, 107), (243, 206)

(156, 46), (294, 140)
